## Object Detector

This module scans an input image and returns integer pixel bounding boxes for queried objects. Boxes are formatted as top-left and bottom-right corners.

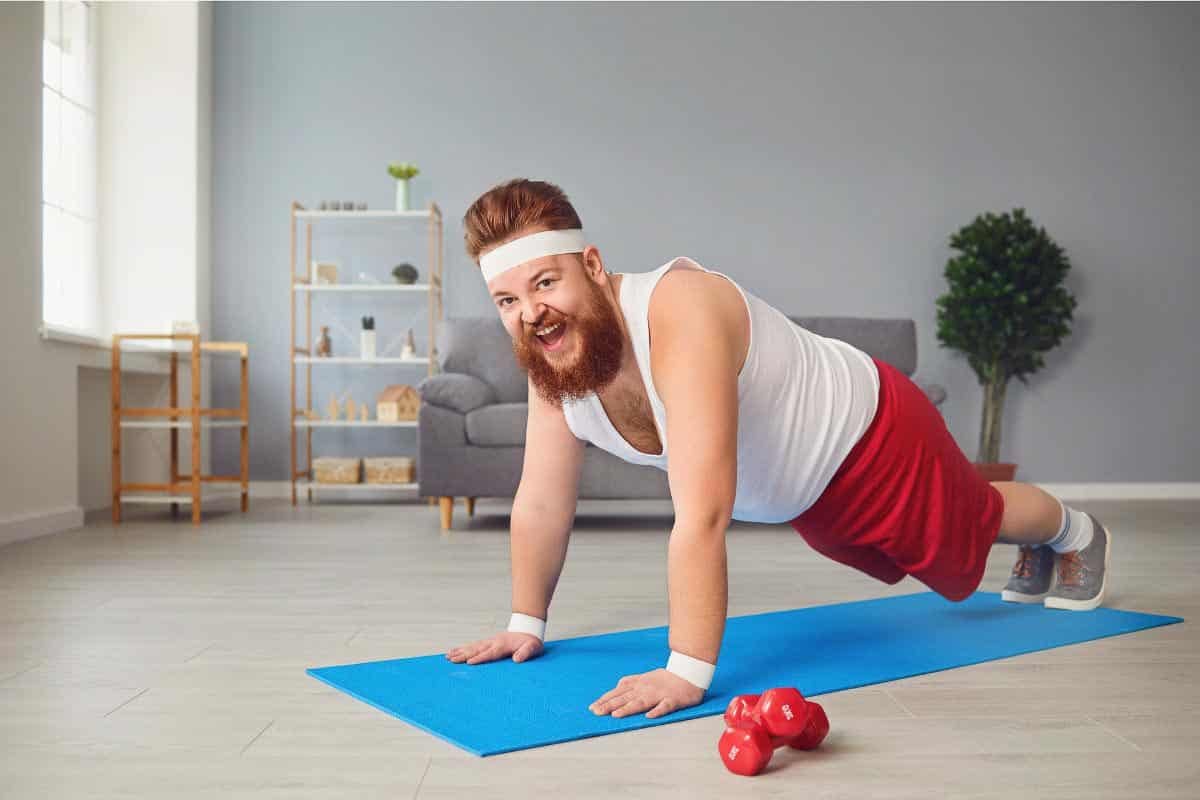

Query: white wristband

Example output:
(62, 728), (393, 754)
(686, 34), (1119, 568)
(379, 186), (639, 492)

(666, 650), (716, 691)
(507, 612), (546, 641)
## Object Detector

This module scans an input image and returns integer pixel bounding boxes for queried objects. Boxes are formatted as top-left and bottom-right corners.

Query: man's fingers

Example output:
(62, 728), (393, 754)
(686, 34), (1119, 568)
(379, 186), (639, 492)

(645, 698), (675, 719)
(611, 694), (651, 718)
(590, 689), (634, 713)
(467, 644), (500, 664)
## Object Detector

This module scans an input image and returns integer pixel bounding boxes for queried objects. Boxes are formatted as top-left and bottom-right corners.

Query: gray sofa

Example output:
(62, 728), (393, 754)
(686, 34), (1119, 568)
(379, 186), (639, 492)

(417, 316), (945, 529)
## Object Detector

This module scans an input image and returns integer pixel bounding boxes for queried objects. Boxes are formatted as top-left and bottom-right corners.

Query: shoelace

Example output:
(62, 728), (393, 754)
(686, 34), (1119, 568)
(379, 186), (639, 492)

(1057, 550), (1087, 587)
(1012, 546), (1038, 579)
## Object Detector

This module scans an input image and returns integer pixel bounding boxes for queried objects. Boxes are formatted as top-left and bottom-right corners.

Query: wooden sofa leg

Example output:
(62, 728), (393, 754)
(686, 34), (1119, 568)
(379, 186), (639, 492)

(465, 497), (475, 517)
(439, 496), (454, 530)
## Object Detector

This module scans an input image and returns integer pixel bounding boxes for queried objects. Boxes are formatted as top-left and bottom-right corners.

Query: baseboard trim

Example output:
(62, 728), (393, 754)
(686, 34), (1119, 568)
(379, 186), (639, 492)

(1034, 483), (1200, 501)
(249, 482), (1200, 503)
(0, 506), (85, 547)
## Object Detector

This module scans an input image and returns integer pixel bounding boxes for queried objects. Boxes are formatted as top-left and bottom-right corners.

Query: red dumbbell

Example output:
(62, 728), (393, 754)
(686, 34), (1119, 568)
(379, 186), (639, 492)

(717, 721), (774, 776)
(724, 688), (811, 747)
(786, 701), (830, 750)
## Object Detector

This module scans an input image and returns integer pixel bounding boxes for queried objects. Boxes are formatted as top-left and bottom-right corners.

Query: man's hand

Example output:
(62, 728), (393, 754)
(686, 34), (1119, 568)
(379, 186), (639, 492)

(589, 668), (705, 719)
(445, 631), (543, 665)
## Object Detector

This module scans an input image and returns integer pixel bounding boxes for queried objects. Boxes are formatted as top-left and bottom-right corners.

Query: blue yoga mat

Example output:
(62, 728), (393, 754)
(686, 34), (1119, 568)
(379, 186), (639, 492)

(307, 591), (1181, 756)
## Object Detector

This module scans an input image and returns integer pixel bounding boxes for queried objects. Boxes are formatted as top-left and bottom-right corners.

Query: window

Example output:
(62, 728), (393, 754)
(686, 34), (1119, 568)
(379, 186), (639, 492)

(42, 0), (99, 340)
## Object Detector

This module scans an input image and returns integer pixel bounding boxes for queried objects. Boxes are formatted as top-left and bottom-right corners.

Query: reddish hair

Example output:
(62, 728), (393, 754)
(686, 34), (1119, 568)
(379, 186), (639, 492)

(462, 178), (583, 265)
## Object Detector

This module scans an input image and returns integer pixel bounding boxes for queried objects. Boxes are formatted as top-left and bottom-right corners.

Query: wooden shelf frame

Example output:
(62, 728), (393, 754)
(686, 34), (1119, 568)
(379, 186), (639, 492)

(111, 333), (250, 525)
(289, 200), (443, 505)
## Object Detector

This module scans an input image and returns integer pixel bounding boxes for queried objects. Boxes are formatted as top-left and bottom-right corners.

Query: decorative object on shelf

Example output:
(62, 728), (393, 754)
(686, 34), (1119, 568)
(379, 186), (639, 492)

(314, 261), (339, 285)
(313, 457), (361, 484)
(359, 404), (369, 422)
(355, 272), (380, 285)
(171, 319), (200, 335)
(306, 409), (319, 420)
(401, 328), (417, 360)
(377, 384), (420, 422)
(356, 202), (367, 211)
(326, 395), (340, 421)
(361, 316), (376, 360)
(330, 201), (341, 211)
(345, 395), (357, 421)
(391, 262), (419, 284)
(936, 208), (1076, 483)
(317, 325), (333, 357)
(387, 161), (421, 211)
(364, 456), (415, 485)
(319, 201), (328, 211)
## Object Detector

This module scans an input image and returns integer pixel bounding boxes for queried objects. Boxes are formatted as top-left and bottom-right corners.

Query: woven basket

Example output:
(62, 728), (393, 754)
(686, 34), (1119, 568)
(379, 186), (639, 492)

(377, 385), (420, 422)
(313, 457), (361, 484)
(364, 456), (415, 484)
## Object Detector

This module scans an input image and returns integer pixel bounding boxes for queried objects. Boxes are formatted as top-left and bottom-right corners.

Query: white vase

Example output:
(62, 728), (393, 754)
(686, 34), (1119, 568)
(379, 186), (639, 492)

(360, 330), (376, 360)
(394, 180), (410, 212)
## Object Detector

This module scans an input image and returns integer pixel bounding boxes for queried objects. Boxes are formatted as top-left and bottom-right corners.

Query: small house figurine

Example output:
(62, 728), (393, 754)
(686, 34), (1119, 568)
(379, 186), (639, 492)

(377, 385), (420, 422)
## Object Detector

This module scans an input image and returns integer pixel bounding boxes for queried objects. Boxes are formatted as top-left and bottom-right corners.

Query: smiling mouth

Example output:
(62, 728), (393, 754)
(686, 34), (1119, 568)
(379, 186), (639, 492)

(535, 321), (568, 350)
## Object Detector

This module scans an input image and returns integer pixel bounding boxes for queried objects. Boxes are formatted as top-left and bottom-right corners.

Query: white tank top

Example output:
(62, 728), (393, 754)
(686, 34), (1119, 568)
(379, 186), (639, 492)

(561, 256), (880, 523)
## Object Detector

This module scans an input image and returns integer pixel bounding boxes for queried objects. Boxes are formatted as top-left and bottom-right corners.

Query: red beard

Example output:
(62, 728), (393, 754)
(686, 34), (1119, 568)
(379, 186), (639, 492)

(512, 281), (625, 407)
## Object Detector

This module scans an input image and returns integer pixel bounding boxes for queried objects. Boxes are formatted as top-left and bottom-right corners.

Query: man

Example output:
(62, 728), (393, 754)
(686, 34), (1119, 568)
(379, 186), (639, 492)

(445, 178), (1111, 721)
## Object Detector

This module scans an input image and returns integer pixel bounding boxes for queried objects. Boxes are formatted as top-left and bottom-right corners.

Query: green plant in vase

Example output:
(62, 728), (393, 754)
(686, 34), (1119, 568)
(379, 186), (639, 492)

(387, 162), (421, 211)
(935, 208), (1077, 480)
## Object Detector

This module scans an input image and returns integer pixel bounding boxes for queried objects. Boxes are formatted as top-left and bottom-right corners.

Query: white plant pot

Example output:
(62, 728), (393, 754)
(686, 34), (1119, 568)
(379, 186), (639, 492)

(360, 331), (376, 360)
(394, 180), (410, 212)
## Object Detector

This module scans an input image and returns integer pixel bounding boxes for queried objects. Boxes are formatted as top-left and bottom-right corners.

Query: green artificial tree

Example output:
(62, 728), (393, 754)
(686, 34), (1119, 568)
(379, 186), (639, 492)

(935, 208), (1077, 465)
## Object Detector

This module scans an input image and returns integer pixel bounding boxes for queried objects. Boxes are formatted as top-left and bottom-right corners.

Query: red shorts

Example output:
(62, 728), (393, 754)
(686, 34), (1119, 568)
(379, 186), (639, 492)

(789, 358), (1004, 601)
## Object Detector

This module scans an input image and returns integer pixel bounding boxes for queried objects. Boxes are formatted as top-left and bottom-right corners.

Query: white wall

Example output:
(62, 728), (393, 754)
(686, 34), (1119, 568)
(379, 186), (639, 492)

(0, 2), (82, 544)
(1, 1), (214, 546)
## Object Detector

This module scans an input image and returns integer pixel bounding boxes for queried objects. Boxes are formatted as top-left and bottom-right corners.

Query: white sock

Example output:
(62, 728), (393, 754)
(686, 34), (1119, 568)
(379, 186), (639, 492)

(1045, 501), (1094, 554)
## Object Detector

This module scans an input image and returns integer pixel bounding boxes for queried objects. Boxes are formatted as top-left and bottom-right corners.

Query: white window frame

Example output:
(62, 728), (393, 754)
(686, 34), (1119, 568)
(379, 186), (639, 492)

(41, 0), (102, 346)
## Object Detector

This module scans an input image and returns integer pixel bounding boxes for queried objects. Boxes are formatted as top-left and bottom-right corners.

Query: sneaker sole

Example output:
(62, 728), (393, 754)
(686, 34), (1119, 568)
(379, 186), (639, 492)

(1044, 525), (1111, 612)
(1001, 589), (1050, 604)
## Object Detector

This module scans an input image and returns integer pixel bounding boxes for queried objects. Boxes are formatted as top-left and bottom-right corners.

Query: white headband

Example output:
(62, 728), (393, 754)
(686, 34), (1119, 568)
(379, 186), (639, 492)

(479, 229), (587, 282)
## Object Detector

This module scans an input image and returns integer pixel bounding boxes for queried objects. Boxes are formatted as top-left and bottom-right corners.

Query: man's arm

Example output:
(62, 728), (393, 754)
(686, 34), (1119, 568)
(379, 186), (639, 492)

(510, 375), (587, 621)
(649, 274), (741, 667)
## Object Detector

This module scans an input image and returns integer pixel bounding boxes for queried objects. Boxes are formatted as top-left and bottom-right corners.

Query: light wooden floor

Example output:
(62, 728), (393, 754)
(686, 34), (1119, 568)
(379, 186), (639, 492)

(1, 497), (1197, 798)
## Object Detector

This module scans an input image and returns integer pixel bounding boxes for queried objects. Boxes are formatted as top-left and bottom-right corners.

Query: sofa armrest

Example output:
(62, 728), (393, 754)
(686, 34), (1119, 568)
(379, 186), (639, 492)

(417, 373), (499, 415)
(914, 380), (947, 407)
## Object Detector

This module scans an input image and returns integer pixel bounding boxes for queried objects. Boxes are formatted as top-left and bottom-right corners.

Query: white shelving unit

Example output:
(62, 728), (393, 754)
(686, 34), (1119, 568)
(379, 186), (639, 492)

(289, 201), (443, 504)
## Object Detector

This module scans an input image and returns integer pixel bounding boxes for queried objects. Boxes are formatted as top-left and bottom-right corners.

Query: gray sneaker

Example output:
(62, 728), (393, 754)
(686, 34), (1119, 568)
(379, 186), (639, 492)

(1001, 545), (1056, 603)
(1044, 514), (1111, 611)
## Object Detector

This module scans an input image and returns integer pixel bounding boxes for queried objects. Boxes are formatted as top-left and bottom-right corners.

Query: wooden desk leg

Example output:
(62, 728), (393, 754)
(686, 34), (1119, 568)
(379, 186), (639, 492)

(111, 340), (121, 524)
(191, 341), (201, 526)
(241, 353), (249, 513)
(170, 352), (180, 519)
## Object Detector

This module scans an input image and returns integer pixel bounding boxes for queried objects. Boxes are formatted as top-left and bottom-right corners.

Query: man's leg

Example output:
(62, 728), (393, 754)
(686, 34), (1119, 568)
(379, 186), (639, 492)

(991, 481), (1062, 545)
(992, 481), (1111, 610)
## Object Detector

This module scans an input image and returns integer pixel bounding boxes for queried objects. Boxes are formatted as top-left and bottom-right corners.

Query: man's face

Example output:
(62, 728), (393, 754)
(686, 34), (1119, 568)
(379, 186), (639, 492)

(488, 248), (624, 407)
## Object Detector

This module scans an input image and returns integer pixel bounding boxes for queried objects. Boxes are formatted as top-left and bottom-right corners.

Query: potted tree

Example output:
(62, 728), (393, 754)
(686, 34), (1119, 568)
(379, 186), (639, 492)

(935, 208), (1077, 482)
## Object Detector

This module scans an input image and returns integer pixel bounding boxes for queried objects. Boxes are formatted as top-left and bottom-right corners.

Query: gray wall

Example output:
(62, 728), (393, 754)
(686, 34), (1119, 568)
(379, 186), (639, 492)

(212, 1), (1200, 483)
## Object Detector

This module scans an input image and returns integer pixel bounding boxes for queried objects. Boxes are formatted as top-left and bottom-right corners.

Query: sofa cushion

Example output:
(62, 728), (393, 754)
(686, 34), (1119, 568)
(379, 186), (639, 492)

(417, 373), (498, 415)
(789, 317), (917, 376)
(465, 403), (529, 446)
(439, 318), (528, 404)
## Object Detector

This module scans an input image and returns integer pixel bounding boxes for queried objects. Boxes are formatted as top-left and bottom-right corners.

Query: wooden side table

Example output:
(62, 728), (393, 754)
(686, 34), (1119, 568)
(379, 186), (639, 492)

(111, 334), (249, 525)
